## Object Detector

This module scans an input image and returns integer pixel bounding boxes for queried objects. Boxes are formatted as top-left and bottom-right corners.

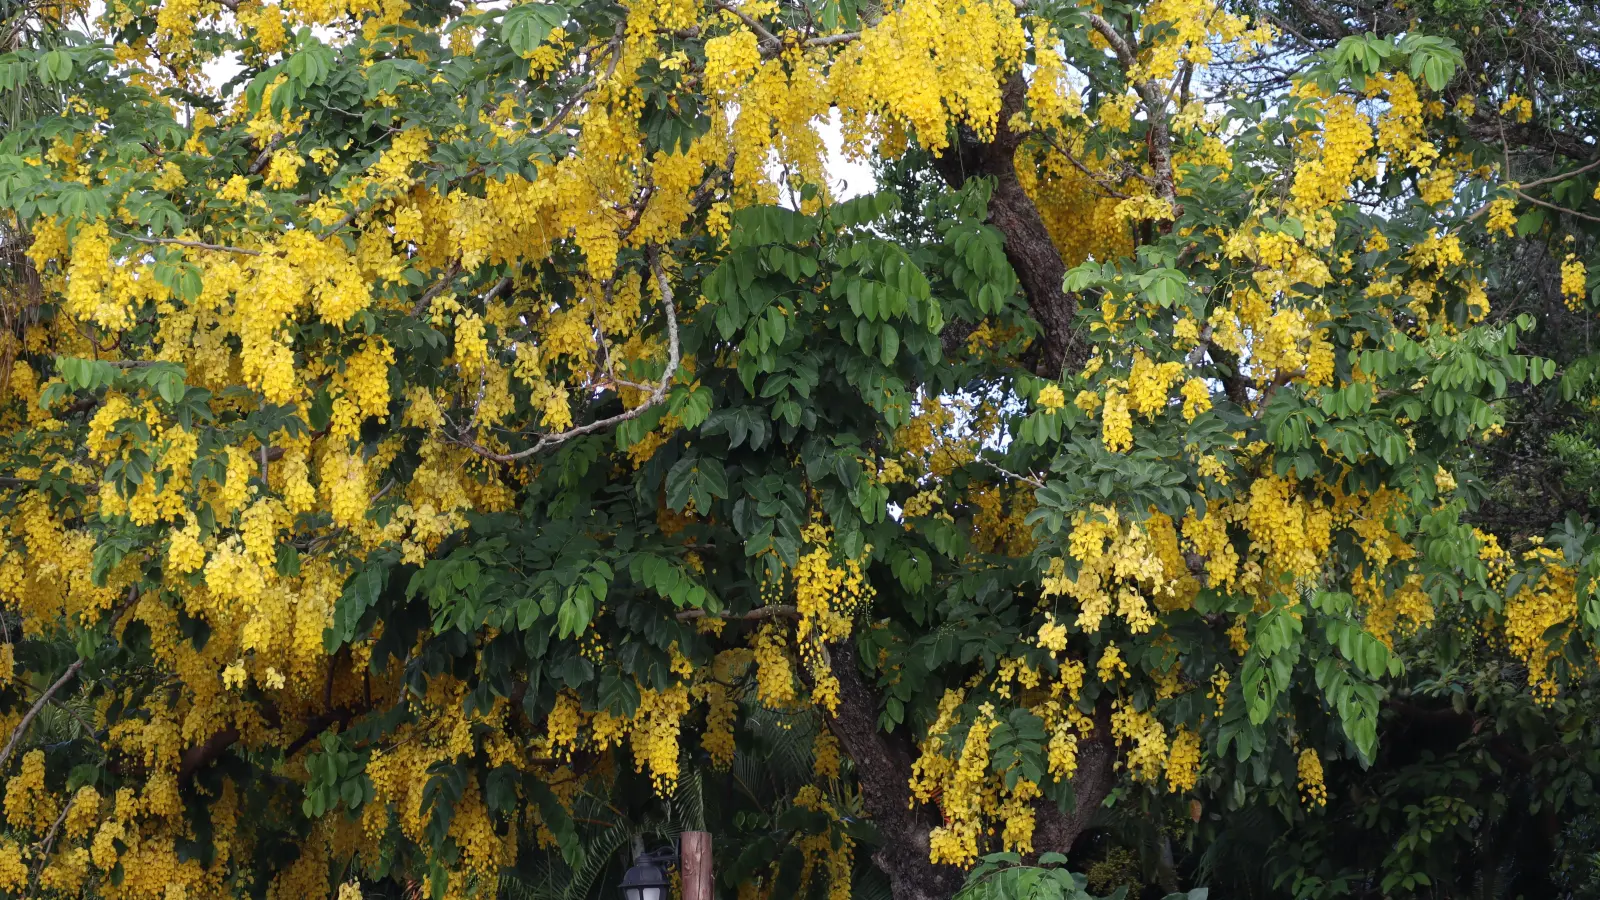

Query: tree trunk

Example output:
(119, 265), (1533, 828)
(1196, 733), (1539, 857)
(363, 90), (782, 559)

(824, 641), (966, 900)
(831, 67), (1125, 900)
(825, 642), (1118, 900)
(1029, 734), (1116, 860)
(930, 72), (1089, 379)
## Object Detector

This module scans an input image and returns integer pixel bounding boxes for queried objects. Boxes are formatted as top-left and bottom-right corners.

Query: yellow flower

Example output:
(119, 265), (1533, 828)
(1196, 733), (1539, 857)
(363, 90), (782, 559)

(1180, 378), (1212, 421)
(1297, 749), (1328, 807)
(1485, 197), (1516, 238)
(1561, 254), (1587, 311)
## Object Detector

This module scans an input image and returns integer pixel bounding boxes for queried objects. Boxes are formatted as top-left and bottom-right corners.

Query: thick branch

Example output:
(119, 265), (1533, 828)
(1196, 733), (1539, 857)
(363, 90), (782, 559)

(931, 73), (1087, 376)
(1084, 13), (1137, 68)
(178, 727), (241, 788)
(1029, 732), (1117, 858)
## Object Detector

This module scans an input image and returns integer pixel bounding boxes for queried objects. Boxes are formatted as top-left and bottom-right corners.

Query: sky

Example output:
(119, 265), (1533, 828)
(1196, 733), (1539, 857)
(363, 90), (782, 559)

(818, 110), (878, 200)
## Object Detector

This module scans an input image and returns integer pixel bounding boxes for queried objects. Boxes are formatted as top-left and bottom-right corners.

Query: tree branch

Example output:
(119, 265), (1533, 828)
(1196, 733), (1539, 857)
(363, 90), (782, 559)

(410, 262), (463, 317)
(1510, 188), (1600, 224)
(1513, 155), (1600, 191)
(178, 727), (241, 788)
(1286, 0), (1350, 38)
(675, 605), (798, 622)
(714, 2), (860, 55)
(715, 1), (781, 52)
(1084, 13), (1137, 68)
(457, 245), (681, 462)
(27, 797), (72, 890)
(109, 230), (262, 257)
(0, 586), (138, 773)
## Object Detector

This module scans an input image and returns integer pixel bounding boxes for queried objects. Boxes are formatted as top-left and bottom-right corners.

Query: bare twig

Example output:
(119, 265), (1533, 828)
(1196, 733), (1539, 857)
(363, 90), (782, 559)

(979, 458), (1045, 489)
(0, 587), (138, 773)
(803, 32), (860, 49)
(1287, 0), (1350, 38)
(109, 230), (262, 257)
(100, 359), (167, 368)
(1456, 157), (1600, 231)
(18, 679), (98, 739)
(0, 666), (84, 775)
(1034, 131), (1134, 199)
(458, 245), (682, 462)
(1510, 188), (1600, 224)
(28, 798), (72, 889)
(1513, 156), (1600, 191)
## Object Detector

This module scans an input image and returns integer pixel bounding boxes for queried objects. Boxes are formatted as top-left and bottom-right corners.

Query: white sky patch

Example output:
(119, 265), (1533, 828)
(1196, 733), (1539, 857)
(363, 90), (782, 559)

(819, 109), (877, 200)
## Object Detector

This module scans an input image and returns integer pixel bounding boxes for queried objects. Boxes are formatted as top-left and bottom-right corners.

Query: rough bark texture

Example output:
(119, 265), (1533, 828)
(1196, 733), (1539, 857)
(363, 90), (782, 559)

(930, 73), (1088, 378)
(1029, 733), (1117, 860)
(825, 641), (966, 900)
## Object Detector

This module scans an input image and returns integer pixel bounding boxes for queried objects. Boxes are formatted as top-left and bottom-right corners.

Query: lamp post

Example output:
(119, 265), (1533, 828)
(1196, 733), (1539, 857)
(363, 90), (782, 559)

(619, 845), (674, 900)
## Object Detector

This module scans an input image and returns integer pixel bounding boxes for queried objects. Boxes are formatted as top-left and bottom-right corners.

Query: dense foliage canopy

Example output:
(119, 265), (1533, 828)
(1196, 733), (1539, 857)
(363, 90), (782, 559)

(0, 0), (1598, 897)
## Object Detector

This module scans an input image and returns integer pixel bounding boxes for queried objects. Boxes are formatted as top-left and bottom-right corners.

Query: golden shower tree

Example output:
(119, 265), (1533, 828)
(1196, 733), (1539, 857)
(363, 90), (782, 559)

(0, 0), (1591, 897)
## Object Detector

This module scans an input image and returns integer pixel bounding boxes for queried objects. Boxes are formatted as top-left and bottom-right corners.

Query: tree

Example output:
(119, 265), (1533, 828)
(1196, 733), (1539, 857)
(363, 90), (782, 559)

(0, 0), (1591, 898)
(1114, 2), (1600, 897)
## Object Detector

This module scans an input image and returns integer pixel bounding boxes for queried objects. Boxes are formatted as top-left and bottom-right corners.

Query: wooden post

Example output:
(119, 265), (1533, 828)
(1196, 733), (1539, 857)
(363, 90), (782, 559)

(681, 831), (712, 900)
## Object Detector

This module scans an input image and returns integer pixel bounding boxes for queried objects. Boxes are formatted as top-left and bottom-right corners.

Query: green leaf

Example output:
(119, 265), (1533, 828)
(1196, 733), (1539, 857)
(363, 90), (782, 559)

(38, 50), (72, 84)
(501, 4), (566, 56)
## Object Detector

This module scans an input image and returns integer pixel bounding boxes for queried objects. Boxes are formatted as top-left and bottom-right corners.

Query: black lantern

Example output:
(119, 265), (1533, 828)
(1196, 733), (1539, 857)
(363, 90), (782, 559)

(619, 845), (674, 900)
